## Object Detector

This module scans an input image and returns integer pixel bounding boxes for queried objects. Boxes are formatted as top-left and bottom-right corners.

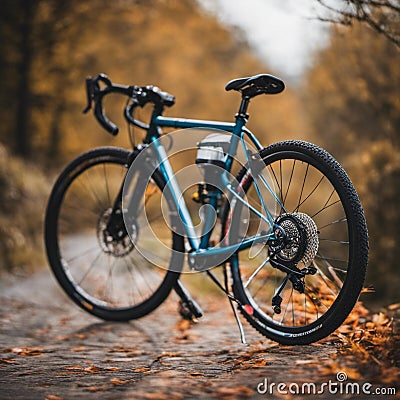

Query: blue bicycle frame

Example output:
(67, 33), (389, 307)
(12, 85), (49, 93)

(146, 112), (280, 266)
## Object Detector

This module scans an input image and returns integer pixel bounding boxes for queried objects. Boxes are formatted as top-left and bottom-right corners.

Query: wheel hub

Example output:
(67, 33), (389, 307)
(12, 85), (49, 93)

(270, 212), (319, 266)
(97, 208), (136, 257)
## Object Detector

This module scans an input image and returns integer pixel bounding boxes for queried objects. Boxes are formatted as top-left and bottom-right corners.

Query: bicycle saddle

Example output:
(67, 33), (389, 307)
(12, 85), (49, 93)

(225, 74), (285, 97)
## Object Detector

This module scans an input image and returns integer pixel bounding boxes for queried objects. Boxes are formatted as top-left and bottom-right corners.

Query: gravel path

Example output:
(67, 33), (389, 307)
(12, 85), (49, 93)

(0, 270), (396, 399)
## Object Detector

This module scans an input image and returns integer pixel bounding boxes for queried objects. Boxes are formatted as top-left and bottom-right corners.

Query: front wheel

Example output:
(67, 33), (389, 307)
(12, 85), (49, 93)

(45, 147), (184, 321)
(224, 140), (368, 344)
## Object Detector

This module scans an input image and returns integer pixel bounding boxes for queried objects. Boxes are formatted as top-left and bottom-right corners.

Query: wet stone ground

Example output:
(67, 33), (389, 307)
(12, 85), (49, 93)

(0, 271), (397, 399)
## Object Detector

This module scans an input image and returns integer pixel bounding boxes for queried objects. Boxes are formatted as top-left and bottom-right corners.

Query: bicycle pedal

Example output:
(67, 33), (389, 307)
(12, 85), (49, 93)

(178, 299), (203, 321)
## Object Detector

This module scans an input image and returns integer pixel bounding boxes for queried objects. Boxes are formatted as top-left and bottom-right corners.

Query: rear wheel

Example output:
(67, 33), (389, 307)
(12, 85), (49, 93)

(45, 147), (183, 321)
(224, 140), (368, 344)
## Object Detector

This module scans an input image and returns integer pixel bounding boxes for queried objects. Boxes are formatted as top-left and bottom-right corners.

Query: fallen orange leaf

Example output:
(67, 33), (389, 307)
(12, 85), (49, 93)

(110, 378), (129, 386)
(45, 395), (63, 400)
(11, 347), (44, 356)
(84, 365), (100, 373)
(87, 385), (108, 392)
(0, 358), (17, 364)
(133, 367), (150, 373)
(71, 347), (86, 352)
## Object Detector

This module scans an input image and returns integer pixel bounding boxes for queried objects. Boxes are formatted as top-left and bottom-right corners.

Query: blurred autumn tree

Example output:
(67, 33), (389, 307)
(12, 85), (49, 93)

(0, 0), (306, 165)
(1, 0), (76, 157)
(305, 21), (400, 304)
(316, 0), (400, 47)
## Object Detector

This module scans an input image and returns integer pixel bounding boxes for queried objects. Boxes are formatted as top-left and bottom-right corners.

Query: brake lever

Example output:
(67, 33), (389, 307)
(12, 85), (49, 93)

(96, 73), (112, 87)
(82, 77), (93, 114)
(83, 74), (113, 114)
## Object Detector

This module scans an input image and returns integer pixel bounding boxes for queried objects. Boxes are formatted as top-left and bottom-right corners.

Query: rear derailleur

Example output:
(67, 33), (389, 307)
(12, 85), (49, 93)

(267, 225), (317, 314)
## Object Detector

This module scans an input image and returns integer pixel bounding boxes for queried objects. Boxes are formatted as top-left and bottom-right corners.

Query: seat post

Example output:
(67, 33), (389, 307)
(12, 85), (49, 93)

(236, 96), (250, 120)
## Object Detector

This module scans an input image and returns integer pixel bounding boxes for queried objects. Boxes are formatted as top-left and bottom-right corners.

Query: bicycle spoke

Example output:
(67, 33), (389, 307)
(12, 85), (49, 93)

(82, 171), (107, 211)
(291, 288), (295, 326)
(311, 199), (341, 219)
(267, 164), (285, 212)
(251, 272), (273, 300)
(129, 254), (157, 298)
(294, 163), (309, 212)
(314, 265), (341, 295)
(328, 265), (348, 274)
(77, 250), (103, 286)
(244, 257), (270, 288)
(103, 163), (111, 206)
(62, 203), (100, 219)
(268, 164), (282, 200)
(315, 254), (348, 263)
(127, 255), (149, 301)
(103, 255), (112, 303)
(123, 258), (137, 305)
(279, 159), (283, 208)
(296, 175), (325, 211)
(306, 287), (328, 312)
(283, 159), (296, 205)
(319, 238), (349, 244)
(318, 217), (347, 230)
(65, 245), (100, 264)
(310, 188), (335, 218)
(304, 281), (325, 319)
(280, 287), (293, 324)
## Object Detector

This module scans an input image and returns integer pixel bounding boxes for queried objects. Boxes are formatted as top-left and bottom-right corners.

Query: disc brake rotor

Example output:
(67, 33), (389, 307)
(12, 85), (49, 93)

(97, 208), (135, 257)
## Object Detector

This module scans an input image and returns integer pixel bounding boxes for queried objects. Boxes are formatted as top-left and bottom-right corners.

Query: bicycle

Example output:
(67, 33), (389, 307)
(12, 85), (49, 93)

(45, 73), (368, 345)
